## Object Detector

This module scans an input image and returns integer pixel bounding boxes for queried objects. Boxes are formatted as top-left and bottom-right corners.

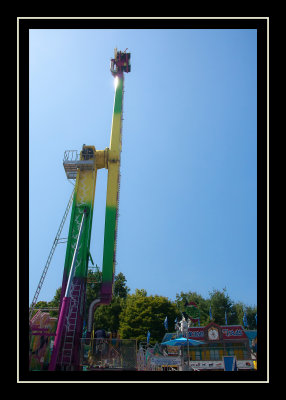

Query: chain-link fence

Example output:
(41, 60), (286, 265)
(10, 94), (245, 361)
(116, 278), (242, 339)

(80, 338), (137, 370)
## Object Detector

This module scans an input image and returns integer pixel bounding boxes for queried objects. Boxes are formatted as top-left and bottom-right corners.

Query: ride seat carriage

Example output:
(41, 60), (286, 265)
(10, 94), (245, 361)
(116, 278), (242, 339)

(111, 51), (131, 74)
(121, 52), (131, 72)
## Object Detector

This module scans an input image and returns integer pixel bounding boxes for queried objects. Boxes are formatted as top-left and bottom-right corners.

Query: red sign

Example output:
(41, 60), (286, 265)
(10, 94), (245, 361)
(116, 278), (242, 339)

(221, 326), (248, 340)
(188, 327), (205, 340)
(187, 325), (247, 341)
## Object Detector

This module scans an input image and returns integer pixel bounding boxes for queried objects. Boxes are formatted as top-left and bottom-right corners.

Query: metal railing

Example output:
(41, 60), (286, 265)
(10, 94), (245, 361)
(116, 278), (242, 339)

(63, 150), (80, 162)
(80, 338), (137, 370)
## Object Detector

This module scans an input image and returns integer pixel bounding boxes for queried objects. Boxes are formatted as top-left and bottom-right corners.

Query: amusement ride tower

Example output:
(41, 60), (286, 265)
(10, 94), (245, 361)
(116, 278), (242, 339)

(45, 49), (131, 371)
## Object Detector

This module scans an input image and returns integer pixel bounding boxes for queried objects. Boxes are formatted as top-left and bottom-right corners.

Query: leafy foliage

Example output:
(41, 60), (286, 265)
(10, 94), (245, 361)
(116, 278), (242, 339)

(175, 288), (257, 329)
(91, 271), (130, 332)
(118, 290), (178, 344)
(32, 274), (257, 341)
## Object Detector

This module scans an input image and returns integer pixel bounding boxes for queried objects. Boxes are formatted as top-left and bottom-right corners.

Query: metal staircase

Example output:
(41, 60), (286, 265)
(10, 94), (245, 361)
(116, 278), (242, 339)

(59, 280), (82, 366)
(29, 188), (75, 320)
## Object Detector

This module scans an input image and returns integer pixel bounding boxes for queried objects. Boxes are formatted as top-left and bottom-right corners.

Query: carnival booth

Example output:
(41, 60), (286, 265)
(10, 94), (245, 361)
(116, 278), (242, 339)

(161, 321), (255, 371)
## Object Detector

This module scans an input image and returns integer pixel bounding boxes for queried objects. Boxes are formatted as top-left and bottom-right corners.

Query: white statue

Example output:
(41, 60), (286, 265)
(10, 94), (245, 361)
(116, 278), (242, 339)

(180, 316), (188, 335)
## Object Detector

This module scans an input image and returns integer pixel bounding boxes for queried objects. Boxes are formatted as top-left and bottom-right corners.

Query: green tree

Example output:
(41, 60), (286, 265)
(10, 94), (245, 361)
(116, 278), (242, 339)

(229, 301), (244, 325)
(93, 297), (125, 332)
(231, 302), (257, 329)
(113, 272), (130, 299)
(133, 288), (147, 297)
(118, 290), (178, 344)
(243, 305), (257, 330)
(91, 271), (130, 333)
(175, 288), (257, 328)
(208, 288), (234, 325)
(48, 287), (61, 317)
(32, 300), (50, 309)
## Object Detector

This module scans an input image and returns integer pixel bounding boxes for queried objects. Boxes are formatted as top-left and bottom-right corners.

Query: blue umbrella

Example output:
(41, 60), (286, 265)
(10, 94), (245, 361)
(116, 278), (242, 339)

(161, 337), (204, 346)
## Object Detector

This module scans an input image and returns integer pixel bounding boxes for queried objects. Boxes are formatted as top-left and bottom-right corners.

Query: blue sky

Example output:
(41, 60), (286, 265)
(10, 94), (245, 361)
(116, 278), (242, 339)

(29, 28), (257, 307)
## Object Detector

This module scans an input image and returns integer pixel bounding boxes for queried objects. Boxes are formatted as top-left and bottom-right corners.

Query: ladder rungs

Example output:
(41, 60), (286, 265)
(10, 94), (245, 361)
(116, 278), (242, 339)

(67, 320), (77, 326)
(65, 335), (74, 340)
(62, 349), (72, 355)
(66, 328), (76, 333)
(61, 356), (72, 363)
(68, 311), (77, 317)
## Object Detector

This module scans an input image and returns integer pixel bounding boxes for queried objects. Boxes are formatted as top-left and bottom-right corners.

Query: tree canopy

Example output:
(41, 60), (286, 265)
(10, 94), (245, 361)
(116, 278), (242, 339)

(31, 273), (257, 342)
(118, 290), (179, 344)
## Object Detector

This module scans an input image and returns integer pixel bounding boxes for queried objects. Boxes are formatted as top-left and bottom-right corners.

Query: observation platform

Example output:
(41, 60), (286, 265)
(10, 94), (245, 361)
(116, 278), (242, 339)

(63, 149), (95, 179)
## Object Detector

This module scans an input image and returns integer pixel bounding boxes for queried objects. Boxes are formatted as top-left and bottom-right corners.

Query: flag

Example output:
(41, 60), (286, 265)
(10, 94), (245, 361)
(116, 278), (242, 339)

(243, 311), (248, 327)
(164, 316), (168, 331)
(147, 330), (150, 344)
(209, 305), (212, 320)
(225, 311), (228, 325)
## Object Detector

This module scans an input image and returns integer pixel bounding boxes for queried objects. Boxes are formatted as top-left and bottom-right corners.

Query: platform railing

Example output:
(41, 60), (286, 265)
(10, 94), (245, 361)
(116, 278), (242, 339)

(63, 150), (80, 162)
